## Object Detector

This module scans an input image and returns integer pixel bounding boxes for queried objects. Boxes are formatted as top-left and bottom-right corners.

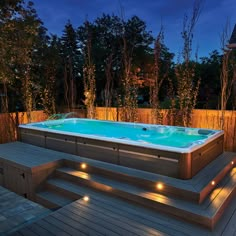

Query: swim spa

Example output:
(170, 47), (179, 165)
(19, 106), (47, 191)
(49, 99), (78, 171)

(19, 118), (224, 179)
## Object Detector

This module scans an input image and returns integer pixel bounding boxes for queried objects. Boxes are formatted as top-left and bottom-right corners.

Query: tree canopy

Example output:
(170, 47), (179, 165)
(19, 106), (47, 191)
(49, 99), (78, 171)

(0, 0), (235, 119)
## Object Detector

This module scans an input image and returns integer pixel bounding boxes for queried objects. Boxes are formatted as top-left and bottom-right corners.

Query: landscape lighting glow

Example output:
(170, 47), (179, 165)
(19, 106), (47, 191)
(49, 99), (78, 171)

(83, 196), (90, 202)
(156, 183), (163, 190)
(81, 163), (87, 169)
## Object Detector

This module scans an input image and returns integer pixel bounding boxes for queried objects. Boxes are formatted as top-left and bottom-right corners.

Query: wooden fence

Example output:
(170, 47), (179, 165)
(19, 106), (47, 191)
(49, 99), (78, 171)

(0, 108), (235, 151)
(0, 111), (47, 144)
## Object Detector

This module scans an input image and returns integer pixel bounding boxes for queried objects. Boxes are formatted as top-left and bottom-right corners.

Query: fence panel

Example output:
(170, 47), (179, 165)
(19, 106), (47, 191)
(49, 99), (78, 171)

(0, 111), (47, 144)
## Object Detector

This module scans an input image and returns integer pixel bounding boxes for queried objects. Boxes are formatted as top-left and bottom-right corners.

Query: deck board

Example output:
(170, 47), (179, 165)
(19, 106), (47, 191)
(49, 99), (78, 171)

(43, 215), (87, 236)
(219, 193), (236, 236)
(65, 201), (159, 236)
(59, 207), (121, 236)
(26, 224), (53, 236)
(73, 198), (176, 236)
(16, 227), (39, 236)
(73, 196), (197, 236)
(36, 219), (71, 236)
(52, 210), (103, 236)
(0, 142), (63, 170)
(0, 186), (50, 235)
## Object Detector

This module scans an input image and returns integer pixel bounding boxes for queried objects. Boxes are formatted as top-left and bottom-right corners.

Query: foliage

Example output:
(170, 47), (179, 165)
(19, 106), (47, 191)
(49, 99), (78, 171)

(0, 0), (43, 122)
(174, 0), (201, 126)
(219, 22), (236, 128)
(118, 16), (153, 122)
(94, 14), (122, 108)
(0, 0), (24, 112)
(149, 27), (174, 123)
(198, 50), (222, 109)
(61, 21), (82, 109)
(0, 2), (235, 120)
(80, 21), (96, 118)
(38, 36), (62, 115)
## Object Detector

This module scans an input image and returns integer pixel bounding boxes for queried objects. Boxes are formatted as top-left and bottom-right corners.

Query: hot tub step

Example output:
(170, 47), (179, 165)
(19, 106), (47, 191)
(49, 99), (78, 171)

(36, 189), (74, 210)
(36, 184), (214, 236)
(49, 166), (236, 229)
(64, 152), (236, 204)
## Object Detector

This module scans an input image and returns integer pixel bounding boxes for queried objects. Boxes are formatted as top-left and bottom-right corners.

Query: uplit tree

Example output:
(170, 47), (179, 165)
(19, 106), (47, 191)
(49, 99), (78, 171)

(219, 22), (236, 128)
(79, 21), (96, 118)
(118, 15), (153, 122)
(0, 0), (43, 122)
(149, 27), (173, 123)
(174, 0), (201, 126)
(0, 0), (25, 112)
(39, 35), (62, 115)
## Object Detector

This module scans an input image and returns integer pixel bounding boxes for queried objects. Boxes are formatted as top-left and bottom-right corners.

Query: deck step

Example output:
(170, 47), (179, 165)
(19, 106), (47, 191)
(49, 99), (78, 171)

(36, 189), (74, 210)
(47, 166), (236, 229)
(64, 152), (236, 203)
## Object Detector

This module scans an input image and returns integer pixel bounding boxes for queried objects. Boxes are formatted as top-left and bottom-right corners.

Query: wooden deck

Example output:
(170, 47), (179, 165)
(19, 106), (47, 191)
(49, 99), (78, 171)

(0, 141), (236, 235)
(8, 189), (236, 236)
(0, 186), (50, 235)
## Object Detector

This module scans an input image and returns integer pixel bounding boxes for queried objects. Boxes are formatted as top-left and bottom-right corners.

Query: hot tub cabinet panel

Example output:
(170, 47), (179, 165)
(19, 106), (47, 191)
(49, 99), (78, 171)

(119, 149), (179, 177)
(45, 132), (77, 155)
(76, 138), (119, 164)
(189, 134), (224, 178)
(118, 143), (180, 177)
(20, 128), (45, 147)
(18, 120), (224, 179)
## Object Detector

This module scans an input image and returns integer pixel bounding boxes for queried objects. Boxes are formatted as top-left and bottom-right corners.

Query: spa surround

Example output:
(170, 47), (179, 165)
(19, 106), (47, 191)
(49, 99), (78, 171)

(19, 119), (224, 179)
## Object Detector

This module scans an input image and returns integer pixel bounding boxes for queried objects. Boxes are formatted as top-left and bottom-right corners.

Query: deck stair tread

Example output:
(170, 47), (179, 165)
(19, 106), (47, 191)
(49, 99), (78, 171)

(60, 152), (236, 202)
(190, 152), (236, 189)
(36, 190), (74, 208)
(56, 166), (200, 204)
(47, 166), (236, 228)
(55, 166), (236, 214)
(65, 152), (236, 195)
(69, 151), (236, 188)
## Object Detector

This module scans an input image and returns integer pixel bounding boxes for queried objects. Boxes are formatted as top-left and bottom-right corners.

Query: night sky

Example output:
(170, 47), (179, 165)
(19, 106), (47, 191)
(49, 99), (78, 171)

(32, 0), (236, 59)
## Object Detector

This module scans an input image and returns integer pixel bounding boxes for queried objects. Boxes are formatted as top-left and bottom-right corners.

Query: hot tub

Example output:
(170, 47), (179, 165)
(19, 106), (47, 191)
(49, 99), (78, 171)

(19, 118), (224, 179)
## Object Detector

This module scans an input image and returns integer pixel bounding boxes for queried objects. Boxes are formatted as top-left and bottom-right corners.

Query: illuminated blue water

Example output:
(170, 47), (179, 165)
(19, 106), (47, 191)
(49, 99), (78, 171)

(33, 119), (217, 148)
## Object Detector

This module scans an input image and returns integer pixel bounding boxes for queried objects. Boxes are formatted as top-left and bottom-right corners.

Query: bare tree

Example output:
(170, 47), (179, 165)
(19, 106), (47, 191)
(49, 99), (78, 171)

(117, 8), (139, 122)
(175, 0), (201, 127)
(220, 21), (236, 129)
(83, 21), (96, 119)
(104, 53), (114, 119)
(149, 27), (172, 124)
(120, 24), (138, 122)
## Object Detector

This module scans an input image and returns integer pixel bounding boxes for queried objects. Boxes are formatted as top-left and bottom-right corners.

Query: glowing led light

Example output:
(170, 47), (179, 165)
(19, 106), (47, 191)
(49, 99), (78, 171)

(156, 183), (163, 190)
(83, 196), (89, 202)
(231, 161), (234, 165)
(81, 163), (87, 169)
(211, 181), (215, 186)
